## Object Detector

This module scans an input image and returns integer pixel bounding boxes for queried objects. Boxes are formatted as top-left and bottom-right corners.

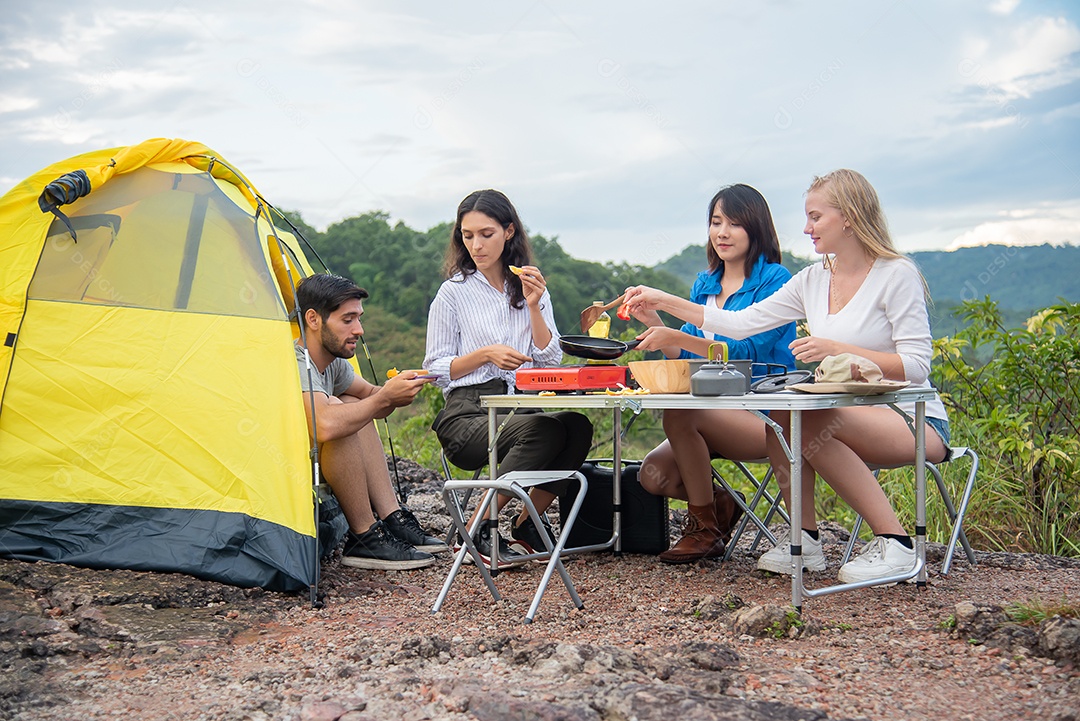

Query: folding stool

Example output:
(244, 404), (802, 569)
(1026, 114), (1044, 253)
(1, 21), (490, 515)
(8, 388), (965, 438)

(842, 446), (979, 574)
(438, 449), (483, 546)
(432, 469), (588, 623)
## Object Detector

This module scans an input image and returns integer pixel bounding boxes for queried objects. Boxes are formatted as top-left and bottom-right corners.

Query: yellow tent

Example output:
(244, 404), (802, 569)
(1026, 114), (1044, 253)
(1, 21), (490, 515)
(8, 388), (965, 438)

(0, 138), (331, 593)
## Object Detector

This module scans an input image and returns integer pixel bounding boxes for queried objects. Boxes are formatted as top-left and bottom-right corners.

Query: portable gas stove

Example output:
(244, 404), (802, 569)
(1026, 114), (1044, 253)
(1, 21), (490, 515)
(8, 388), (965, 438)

(515, 364), (632, 394)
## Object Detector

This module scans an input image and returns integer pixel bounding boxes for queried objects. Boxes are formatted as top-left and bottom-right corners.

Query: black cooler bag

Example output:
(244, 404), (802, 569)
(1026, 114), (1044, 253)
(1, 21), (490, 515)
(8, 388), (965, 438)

(558, 460), (669, 554)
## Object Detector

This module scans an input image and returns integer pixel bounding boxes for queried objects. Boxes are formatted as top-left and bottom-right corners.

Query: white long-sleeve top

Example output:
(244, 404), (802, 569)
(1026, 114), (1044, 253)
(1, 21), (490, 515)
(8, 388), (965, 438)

(424, 271), (563, 395)
(701, 257), (947, 420)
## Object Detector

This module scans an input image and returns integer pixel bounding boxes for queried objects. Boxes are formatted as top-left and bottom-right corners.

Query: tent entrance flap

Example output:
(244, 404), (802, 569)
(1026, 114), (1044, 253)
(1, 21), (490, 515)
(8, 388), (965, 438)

(37, 169), (92, 240)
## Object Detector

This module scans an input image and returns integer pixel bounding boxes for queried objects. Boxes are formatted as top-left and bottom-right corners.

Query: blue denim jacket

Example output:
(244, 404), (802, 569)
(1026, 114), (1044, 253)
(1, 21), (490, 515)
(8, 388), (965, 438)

(675, 254), (797, 372)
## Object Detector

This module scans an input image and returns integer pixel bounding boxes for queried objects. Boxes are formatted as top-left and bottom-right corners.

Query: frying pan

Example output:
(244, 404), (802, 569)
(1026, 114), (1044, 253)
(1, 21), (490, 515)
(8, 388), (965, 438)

(559, 335), (642, 361)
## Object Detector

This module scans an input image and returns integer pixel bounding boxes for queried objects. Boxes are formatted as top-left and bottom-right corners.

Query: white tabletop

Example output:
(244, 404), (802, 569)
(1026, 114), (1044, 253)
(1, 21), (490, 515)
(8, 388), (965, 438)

(481, 387), (938, 412)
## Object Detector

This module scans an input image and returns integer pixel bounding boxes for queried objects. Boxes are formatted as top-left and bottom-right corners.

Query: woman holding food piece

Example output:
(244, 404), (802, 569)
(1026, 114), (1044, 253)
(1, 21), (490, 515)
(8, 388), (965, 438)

(624, 169), (950, 584)
(424, 189), (593, 565)
(626, 183), (796, 564)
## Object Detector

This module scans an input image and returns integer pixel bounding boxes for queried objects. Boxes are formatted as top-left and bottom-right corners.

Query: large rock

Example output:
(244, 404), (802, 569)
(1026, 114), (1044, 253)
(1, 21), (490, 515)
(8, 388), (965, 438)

(952, 600), (1006, 640)
(730, 604), (819, 639)
(594, 681), (830, 721)
(1039, 616), (1080, 664)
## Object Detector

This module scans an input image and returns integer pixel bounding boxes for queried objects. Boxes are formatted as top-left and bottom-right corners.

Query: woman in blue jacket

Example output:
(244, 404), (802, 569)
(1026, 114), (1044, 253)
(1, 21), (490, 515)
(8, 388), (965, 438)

(630, 183), (796, 564)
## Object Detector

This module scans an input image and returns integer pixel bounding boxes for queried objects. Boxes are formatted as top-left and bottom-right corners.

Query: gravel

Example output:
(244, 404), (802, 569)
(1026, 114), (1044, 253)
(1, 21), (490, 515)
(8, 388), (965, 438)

(2, 469), (1078, 721)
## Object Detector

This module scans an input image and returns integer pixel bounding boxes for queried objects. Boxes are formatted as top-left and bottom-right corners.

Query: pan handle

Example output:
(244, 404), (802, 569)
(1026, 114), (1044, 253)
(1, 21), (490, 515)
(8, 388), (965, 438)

(624, 339), (642, 351)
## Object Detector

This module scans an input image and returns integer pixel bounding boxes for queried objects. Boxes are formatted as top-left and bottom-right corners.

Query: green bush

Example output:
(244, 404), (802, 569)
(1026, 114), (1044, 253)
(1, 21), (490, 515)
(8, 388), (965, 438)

(932, 299), (1080, 556)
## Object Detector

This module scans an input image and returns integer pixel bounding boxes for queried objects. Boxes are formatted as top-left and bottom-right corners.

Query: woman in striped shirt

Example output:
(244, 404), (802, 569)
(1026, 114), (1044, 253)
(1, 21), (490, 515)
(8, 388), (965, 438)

(424, 189), (593, 565)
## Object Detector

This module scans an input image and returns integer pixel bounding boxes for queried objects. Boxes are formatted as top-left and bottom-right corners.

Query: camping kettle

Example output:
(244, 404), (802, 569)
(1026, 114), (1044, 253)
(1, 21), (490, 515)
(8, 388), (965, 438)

(690, 342), (747, 397)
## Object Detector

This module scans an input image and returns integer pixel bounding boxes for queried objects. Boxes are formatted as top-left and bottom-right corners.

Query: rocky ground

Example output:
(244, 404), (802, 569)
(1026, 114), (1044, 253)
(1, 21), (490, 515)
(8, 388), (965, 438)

(2, 460), (1079, 721)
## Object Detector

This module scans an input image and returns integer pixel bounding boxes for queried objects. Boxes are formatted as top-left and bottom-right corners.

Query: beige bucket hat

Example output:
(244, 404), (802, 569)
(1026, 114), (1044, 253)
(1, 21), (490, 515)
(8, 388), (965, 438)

(788, 353), (910, 394)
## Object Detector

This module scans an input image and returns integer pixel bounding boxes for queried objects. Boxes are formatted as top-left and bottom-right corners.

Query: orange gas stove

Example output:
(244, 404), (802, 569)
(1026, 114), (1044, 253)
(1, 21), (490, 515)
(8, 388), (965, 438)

(515, 365), (632, 394)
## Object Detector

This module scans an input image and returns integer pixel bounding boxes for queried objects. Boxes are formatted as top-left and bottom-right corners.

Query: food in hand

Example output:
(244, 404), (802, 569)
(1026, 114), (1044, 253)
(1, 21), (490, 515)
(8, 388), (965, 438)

(509, 265), (524, 276)
(386, 368), (428, 379)
(616, 303), (631, 321)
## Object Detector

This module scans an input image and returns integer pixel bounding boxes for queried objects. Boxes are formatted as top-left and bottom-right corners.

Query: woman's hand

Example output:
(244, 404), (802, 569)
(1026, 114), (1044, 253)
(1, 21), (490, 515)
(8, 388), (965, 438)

(788, 336), (843, 364)
(627, 304), (664, 327)
(632, 325), (684, 352)
(623, 285), (676, 314)
(485, 344), (532, 370)
(790, 337), (908, 379)
(623, 285), (706, 330)
(515, 265), (546, 307)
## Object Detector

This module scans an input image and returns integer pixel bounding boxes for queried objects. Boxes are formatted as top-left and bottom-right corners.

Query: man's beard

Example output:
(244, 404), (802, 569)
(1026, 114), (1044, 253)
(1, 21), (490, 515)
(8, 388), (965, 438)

(321, 325), (356, 359)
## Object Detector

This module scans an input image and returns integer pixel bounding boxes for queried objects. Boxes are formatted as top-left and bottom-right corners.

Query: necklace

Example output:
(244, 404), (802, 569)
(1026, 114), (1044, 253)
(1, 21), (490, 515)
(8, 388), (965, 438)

(829, 259), (873, 313)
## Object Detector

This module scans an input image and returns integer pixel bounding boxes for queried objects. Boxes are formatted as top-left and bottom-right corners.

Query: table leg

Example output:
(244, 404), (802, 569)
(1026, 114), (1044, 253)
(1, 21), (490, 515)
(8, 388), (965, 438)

(613, 405), (623, 555)
(487, 407), (500, 571)
(915, 400), (927, 587)
(789, 409), (803, 613)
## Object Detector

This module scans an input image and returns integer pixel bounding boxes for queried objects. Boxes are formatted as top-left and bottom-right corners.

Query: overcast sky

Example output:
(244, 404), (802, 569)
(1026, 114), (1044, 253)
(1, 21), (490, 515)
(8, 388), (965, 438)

(2, 1), (1078, 264)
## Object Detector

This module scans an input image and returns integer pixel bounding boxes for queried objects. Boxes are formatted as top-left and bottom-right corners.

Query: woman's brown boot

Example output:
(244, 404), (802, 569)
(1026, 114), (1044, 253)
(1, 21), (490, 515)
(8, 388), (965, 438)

(658, 502), (726, 564)
(713, 487), (746, 544)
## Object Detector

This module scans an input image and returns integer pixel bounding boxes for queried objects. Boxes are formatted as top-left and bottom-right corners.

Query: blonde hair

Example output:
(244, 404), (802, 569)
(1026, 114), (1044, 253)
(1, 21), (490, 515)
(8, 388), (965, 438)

(808, 169), (930, 299)
(807, 169), (903, 262)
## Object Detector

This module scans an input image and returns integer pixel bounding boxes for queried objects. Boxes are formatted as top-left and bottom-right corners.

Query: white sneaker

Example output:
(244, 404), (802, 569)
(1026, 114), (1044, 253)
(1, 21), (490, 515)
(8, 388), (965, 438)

(756, 529), (827, 574)
(837, 536), (916, 584)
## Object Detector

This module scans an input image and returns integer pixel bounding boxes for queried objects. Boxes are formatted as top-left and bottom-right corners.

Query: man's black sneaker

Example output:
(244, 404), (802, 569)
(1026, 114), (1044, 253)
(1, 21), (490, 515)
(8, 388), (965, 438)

(341, 521), (435, 570)
(455, 524), (527, 568)
(510, 513), (558, 555)
(384, 507), (449, 554)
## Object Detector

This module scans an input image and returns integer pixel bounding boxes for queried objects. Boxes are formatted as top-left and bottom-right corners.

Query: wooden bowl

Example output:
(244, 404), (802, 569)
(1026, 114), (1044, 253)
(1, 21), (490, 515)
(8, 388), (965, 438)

(628, 359), (691, 394)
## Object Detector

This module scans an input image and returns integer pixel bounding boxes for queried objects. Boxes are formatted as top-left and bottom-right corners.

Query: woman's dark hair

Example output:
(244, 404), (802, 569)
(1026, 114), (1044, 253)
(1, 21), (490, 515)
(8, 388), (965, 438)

(296, 273), (368, 326)
(444, 189), (532, 309)
(705, 183), (782, 278)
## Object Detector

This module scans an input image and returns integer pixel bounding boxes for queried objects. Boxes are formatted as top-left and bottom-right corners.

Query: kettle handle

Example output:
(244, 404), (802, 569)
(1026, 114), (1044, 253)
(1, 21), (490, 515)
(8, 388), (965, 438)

(707, 341), (729, 363)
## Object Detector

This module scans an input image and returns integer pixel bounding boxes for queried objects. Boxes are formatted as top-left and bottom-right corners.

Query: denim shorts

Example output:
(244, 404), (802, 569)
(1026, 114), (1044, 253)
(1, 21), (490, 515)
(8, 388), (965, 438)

(926, 416), (951, 447)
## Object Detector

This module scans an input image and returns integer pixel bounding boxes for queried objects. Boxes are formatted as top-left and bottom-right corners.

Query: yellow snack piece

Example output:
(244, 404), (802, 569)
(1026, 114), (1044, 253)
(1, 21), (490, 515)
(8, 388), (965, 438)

(386, 368), (399, 379)
(509, 265), (524, 276)
(603, 386), (650, 396)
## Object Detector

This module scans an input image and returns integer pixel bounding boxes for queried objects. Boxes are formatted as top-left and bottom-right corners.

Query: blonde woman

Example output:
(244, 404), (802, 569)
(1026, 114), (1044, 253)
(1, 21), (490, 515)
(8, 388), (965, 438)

(625, 169), (950, 584)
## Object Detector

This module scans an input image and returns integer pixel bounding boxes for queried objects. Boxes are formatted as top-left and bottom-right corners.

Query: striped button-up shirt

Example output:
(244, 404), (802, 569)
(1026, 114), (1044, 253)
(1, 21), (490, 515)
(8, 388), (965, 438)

(424, 272), (563, 395)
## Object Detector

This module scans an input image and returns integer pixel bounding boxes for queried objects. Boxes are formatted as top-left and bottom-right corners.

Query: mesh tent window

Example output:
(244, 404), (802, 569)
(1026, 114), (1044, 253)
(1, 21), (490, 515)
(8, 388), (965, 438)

(28, 166), (285, 319)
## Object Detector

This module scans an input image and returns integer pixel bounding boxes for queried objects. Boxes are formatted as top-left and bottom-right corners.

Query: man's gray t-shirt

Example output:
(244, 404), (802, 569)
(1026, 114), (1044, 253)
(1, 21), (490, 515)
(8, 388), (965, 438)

(295, 343), (355, 397)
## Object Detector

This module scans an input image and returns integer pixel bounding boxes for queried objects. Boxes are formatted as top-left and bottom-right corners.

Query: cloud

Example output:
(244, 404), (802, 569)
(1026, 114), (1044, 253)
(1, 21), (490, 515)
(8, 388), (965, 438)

(959, 16), (1080, 100)
(991, 0), (1021, 15)
(948, 202), (1080, 249)
(0, 96), (38, 113)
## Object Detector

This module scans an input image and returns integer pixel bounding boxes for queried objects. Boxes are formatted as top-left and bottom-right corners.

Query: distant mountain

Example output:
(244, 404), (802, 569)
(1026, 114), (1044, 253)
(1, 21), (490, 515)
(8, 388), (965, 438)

(656, 243), (1079, 335)
(911, 244), (1079, 310)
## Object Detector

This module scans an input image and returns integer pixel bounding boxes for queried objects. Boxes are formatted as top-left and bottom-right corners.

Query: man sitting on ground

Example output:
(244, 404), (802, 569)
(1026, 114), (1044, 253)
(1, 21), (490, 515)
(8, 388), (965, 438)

(295, 273), (447, 569)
